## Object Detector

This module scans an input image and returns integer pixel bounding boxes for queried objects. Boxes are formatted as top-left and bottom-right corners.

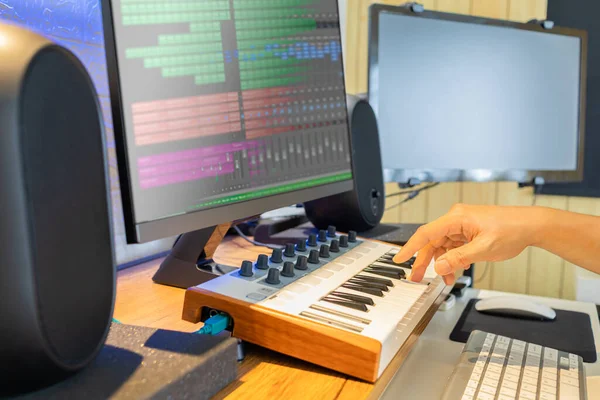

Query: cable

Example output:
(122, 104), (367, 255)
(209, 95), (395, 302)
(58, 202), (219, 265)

(385, 182), (440, 199)
(385, 191), (420, 211)
(385, 183), (441, 211)
(531, 183), (543, 206)
(232, 224), (283, 250)
(195, 313), (230, 335)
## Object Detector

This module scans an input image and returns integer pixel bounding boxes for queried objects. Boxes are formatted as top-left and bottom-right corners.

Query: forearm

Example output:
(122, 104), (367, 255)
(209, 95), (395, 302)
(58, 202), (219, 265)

(529, 207), (600, 273)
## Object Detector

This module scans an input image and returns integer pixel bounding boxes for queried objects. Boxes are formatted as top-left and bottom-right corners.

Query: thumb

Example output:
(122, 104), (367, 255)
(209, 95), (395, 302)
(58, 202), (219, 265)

(434, 240), (487, 276)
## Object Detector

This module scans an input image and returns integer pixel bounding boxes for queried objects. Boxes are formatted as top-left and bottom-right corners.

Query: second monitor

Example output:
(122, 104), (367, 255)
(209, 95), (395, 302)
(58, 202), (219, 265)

(368, 5), (588, 185)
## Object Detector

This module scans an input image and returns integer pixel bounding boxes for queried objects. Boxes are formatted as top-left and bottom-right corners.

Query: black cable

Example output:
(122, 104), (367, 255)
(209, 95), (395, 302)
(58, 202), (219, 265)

(384, 182), (441, 212)
(385, 193), (417, 211)
(232, 225), (283, 250)
(385, 182), (440, 199)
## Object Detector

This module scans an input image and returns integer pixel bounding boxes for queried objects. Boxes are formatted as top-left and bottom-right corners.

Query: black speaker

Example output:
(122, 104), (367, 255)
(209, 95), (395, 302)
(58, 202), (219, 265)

(304, 95), (385, 232)
(0, 23), (115, 395)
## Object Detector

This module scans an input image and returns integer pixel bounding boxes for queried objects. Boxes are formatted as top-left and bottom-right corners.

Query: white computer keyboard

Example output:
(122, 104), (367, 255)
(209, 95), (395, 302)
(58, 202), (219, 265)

(442, 330), (587, 400)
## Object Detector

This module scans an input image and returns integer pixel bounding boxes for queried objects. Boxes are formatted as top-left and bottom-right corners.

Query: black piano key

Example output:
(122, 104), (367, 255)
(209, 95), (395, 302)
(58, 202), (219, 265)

(322, 297), (368, 312)
(342, 284), (384, 297)
(363, 268), (404, 280)
(376, 258), (413, 269)
(381, 252), (414, 262)
(347, 278), (389, 292)
(368, 265), (407, 275)
(354, 274), (394, 287)
(382, 252), (413, 264)
(330, 291), (375, 306)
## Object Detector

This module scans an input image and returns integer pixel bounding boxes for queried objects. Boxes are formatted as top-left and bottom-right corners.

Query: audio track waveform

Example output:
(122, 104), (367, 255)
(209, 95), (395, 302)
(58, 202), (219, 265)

(132, 92), (241, 146)
(122, 0), (228, 86)
(137, 140), (264, 189)
(120, 0), (342, 90)
(137, 122), (350, 190)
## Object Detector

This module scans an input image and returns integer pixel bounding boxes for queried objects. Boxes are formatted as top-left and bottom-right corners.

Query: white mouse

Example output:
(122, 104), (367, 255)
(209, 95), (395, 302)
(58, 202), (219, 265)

(475, 297), (556, 321)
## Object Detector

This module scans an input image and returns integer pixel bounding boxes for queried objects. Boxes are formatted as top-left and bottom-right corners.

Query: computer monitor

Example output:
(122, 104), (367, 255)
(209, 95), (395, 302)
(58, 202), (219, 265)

(101, 1), (353, 285)
(368, 4), (588, 185)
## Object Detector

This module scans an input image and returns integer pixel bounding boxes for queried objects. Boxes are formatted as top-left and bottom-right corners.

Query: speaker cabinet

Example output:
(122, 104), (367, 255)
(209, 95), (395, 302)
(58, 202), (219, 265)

(0, 23), (115, 394)
(304, 95), (385, 232)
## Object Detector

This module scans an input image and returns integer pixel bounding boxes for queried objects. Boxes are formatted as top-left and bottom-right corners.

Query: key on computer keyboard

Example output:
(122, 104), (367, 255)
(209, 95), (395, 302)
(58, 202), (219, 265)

(441, 330), (587, 400)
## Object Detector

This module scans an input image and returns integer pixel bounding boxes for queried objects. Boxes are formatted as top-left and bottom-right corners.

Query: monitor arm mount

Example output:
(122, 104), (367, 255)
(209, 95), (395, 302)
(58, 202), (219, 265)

(518, 176), (545, 195)
(527, 19), (555, 30)
(398, 177), (422, 189)
(401, 2), (426, 13)
(152, 216), (259, 289)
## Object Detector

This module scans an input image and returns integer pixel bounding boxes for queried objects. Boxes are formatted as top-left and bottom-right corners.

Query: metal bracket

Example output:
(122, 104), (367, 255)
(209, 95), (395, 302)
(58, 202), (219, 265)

(528, 19), (555, 30)
(403, 2), (425, 13)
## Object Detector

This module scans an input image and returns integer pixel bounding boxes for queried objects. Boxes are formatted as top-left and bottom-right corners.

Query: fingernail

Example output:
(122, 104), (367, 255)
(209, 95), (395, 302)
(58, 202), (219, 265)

(436, 259), (452, 275)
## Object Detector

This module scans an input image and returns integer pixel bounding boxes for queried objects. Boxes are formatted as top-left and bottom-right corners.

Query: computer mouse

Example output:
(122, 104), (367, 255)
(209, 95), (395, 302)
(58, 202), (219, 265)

(475, 297), (556, 321)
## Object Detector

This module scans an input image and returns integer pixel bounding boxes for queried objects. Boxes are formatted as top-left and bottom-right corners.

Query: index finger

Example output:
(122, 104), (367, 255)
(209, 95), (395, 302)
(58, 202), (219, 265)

(393, 215), (458, 263)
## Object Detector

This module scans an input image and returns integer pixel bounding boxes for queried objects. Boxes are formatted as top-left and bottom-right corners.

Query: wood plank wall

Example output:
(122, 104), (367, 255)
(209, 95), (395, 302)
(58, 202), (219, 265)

(344, 0), (597, 299)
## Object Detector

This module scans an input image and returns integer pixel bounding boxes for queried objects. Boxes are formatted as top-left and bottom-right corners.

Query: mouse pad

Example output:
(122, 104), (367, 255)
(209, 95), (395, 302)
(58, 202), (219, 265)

(450, 299), (597, 363)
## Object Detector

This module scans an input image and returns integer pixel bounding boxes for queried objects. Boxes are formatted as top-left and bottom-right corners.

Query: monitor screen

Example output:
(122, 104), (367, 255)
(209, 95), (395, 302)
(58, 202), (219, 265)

(104, 0), (353, 242)
(369, 8), (586, 184)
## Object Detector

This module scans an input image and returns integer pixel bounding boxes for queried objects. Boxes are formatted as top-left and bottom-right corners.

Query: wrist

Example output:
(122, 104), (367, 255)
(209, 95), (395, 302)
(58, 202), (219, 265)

(527, 206), (559, 248)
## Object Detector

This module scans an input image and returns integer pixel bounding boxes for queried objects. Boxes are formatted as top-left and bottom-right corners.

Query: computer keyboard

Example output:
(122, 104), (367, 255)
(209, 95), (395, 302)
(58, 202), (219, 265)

(442, 330), (587, 400)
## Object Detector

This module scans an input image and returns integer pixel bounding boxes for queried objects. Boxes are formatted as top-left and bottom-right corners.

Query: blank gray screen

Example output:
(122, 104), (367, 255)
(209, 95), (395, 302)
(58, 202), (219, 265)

(372, 13), (581, 171)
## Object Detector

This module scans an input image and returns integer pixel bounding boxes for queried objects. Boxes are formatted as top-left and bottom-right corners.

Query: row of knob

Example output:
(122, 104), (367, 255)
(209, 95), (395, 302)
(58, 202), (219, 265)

(305, 228), (357, 250)
(239, 227), (357, 284)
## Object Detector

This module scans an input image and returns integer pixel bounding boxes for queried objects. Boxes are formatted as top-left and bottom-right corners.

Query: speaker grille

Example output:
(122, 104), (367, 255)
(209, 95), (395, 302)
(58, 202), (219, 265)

(20, 46), (114, 366)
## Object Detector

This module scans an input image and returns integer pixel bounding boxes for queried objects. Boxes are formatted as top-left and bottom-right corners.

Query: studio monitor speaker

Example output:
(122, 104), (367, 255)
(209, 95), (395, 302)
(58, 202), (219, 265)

(0, 23), (115, 394)
(304, 95), (384, 232)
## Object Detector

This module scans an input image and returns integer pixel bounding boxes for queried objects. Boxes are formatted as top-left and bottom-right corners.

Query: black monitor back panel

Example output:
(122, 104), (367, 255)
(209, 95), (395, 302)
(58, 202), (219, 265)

(541, 0), (600, 197)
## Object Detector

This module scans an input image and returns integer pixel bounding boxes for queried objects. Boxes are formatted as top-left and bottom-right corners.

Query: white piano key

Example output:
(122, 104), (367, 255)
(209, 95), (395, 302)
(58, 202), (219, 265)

(309, 304), (372, 325)
(299, 311), (364, 333)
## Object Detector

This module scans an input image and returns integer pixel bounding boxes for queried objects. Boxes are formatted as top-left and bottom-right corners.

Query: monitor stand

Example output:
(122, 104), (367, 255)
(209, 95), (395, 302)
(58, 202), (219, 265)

(152, 223), (238, 289)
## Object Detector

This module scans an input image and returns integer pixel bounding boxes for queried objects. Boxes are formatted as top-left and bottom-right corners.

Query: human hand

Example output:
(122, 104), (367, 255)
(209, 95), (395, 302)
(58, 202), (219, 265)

(393, 204), (540, 286)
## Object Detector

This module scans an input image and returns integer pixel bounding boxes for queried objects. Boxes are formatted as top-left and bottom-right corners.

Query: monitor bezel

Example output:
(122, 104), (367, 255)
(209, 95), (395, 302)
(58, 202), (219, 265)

(367, 4), (588, 185)
(101, 0), (354, 244)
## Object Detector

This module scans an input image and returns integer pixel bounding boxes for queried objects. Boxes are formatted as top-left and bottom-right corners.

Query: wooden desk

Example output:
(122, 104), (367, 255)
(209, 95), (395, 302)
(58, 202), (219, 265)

(114, 236), (442, 400)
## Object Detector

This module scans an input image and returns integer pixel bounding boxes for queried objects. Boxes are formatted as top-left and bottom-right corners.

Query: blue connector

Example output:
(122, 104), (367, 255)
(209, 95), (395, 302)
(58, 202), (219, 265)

(195, 313), (230, 335)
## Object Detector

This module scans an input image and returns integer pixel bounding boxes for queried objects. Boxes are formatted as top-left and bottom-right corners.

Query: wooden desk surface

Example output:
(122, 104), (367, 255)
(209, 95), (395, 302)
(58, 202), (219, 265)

(114, 236), (429, 400)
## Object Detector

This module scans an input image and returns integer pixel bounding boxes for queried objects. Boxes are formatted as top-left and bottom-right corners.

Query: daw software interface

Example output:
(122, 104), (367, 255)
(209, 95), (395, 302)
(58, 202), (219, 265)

(108, 0), (352, 224)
